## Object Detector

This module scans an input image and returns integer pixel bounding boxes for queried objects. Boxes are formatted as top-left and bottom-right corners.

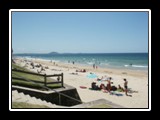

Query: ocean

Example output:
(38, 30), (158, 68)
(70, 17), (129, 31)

(14, 53), (148, 71)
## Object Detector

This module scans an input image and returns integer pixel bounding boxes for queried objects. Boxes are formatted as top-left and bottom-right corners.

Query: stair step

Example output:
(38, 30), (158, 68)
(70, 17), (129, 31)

(12, 93), (21, 100)
(15, 97), (28, 103)
(36, 98), (43, 104)
(27, 97), (37, 104)
(18, 92), (25, 98)
(12, 96), (19, 101)
(41, 100), (48, 105)
(12, 90), (18, 94)
(25, 94), (31, 100)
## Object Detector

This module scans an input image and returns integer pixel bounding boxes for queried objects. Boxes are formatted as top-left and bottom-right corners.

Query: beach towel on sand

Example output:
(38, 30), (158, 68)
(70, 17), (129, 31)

(110, 91), (123, 96)
(80, 86), (87, 89)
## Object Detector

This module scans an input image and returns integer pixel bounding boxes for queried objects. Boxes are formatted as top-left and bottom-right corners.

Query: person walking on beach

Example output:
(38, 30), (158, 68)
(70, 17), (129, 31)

(93, 64), (95, 69)
(124, 78), (132, 97)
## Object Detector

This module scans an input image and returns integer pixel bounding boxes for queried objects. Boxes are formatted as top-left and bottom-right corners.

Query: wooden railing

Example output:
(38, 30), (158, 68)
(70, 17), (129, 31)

(12, 68), (64, 88)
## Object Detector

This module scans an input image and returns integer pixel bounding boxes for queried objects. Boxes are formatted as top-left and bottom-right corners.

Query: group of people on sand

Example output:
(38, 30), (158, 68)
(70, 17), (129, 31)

(24, 61), (48, 74)
(70, 69), (87, 75)
(91, 78), (132, 97)
(76, 69), (86, 73)
(91, 77), (113, 91)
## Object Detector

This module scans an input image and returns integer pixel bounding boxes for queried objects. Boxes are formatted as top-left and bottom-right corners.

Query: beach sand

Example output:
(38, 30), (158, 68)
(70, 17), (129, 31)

(13, 58), (149, 108)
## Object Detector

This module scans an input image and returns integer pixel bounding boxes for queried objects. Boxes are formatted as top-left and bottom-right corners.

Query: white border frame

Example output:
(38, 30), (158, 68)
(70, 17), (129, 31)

(9, 9), (151, 111)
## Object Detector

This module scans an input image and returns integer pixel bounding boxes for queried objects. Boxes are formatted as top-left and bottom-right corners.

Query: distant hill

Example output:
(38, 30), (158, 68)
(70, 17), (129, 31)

(48, 52), (59, 54)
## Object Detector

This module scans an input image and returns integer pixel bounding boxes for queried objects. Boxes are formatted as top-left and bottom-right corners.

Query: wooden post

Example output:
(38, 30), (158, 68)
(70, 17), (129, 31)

(61, 73), (64, 87)
(44, 74), (47, 86)
(59, 94), (61, 105)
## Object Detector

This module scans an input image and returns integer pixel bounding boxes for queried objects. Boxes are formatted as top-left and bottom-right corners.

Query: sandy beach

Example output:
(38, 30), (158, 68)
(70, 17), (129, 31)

(13, 57), (149, 108)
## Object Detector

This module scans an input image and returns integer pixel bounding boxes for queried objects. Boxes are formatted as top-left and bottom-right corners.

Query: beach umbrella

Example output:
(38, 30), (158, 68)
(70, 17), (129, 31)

(87, 73), (98, 79)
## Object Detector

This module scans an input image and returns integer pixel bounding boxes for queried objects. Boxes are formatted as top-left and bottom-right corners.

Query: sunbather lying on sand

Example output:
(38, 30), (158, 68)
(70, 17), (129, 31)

(70, 72), (78, 75)
(76, 69), (86, 72)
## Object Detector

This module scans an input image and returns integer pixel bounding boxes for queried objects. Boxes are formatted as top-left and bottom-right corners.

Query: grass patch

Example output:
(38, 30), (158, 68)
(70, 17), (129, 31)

(12, 64), (29, 71)
(12, 63), (62, 90)
(12, 102), (50, 108)
(87, 104), (112, 108)
(12, 71), (45, 82)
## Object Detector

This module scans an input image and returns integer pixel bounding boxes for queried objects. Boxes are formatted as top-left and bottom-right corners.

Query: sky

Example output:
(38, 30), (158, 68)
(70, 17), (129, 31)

(12, 11), (149, 53)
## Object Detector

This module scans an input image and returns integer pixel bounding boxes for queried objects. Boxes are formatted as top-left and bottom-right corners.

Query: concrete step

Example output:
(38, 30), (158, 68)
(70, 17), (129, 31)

(27, 97), (37, 104)
(41, 100), (48, 105)
(36, 98), (43, 104)
(12, 95), (19, 101)
(25, 94), (31, 100)
(18, 92), (25, 98)
(12, 90), (18, 94)
(15, 97), (28, 103)
(42, 101), (55, 108)
(45, 102), (55, 108)
(12, 93), (21, 100)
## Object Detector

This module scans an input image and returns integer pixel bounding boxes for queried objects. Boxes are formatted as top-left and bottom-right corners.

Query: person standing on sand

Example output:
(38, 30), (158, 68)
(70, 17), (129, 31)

(124, 78), (132, 97)
(93, 64), (95, 69)
(96, 66), (98, 69)
(106, 77), (112, 93)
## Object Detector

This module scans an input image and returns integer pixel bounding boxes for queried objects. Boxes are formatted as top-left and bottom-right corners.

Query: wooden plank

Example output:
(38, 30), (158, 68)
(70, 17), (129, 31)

(46, 82), (62, 84)
(44, 74), (47, 86)
(12, 69), (45, 76)
(61, 73), (64, 87)
(12, 77), (44, 84)
(46, 74), (63, 77)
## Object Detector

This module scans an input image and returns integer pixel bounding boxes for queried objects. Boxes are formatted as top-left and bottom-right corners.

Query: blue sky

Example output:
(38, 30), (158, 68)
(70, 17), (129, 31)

(12, 11), (148, 53)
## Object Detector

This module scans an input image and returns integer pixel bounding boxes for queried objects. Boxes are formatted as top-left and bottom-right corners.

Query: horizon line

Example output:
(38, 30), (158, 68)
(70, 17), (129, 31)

(13, 52), (148, 54)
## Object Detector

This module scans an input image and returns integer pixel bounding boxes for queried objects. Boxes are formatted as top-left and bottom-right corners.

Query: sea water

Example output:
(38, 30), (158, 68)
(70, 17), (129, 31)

(14, 53), (148, 71)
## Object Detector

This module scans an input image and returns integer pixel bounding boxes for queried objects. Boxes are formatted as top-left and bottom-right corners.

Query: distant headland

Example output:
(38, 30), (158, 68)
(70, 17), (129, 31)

(48, 52), (59, 54)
